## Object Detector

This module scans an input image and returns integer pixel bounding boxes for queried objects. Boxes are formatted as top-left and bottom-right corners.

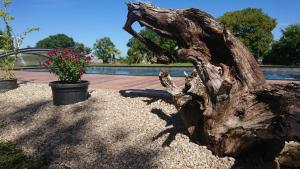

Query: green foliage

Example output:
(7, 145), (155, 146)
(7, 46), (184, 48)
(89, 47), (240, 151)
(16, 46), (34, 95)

(0, 0), (14, 52)
(126, 28), (178, 64)
(0, 57), (15, 78)
(126, 29), (156, 64)
(0, 21), (15, 79)
(0, 30), (3, 49)
(74, 42), (92, 55)
(43, 48), (91, 82)
(2, 0), (12, 7)
(219, 8), (277, 59)
(0, 141), (46, 169)
(93, 37), (120, 63)
(263, 24), (300, 65)
(36, 34), (75, 49)
(0, 23), (17, 79)
(0, 0), (39, 79)
(36, 35), (92, 56)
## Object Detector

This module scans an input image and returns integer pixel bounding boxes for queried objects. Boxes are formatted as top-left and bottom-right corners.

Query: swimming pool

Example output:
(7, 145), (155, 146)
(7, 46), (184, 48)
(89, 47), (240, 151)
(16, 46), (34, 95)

(22, 66), (300, 81)
(85, 66), (300, 81)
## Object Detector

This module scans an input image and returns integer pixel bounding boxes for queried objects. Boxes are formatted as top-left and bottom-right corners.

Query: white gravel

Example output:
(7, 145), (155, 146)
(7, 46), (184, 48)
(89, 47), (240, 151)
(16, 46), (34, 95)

(0, 83), (236, 168)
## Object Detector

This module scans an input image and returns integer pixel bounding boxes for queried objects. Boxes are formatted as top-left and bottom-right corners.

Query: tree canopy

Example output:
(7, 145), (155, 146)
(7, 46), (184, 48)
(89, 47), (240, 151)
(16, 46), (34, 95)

(126, 28), (177, 64)
(263, 24), (300, 65)
(35, 34), (91, 55)
(93, 37), (120, 63)
(74, 42), (92, 55)
(36, 34), (75, 49)
(219, 8), (277, 59)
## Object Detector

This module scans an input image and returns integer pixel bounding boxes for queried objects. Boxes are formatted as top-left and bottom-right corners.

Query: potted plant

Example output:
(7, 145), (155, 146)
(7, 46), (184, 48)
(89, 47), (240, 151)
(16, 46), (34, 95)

(43, 48), (92, 106)
(0, 0), (39, 92)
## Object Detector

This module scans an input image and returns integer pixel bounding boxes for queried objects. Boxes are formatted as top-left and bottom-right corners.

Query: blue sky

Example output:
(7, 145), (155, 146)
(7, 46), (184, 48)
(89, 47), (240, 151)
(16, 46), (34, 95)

(4, 0), (300, 56)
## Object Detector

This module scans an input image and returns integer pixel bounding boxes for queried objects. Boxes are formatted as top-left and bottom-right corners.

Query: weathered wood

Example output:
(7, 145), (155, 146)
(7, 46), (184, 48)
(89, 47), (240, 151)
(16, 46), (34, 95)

(123, 2), (300, 159)
(277, 141), (300, 168)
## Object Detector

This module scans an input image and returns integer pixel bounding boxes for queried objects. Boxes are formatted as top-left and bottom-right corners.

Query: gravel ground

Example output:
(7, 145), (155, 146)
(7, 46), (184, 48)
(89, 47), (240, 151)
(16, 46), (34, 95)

(0, 83), (284, 169)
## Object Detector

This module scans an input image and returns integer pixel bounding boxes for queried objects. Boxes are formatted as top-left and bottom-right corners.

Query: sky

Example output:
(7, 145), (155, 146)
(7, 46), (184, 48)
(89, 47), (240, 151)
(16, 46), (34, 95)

(4, 0), (300, 56)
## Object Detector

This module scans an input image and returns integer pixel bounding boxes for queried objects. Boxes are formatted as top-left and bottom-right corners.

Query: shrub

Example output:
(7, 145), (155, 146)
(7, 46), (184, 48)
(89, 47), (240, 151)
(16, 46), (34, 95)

(43, 48), (91, 82)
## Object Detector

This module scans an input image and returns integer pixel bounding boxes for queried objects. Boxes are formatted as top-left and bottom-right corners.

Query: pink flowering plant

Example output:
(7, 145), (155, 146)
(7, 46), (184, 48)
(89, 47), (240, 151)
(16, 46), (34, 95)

(43, 48), (92, 83)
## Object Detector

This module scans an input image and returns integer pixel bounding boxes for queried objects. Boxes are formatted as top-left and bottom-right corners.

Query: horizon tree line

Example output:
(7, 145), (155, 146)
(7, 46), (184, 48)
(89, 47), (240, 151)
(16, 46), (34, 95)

(1, 7), (299, 65)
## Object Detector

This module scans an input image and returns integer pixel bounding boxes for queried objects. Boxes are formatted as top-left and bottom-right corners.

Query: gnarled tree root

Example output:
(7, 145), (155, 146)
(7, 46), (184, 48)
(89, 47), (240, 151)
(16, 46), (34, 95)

(123, 2), (300, 162)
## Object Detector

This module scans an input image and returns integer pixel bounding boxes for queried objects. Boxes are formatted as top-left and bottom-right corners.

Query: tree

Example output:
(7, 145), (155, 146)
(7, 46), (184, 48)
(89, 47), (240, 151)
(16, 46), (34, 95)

(36, 34), (75, 49)
(74, 42), (92, 55)
(124, 3), (299, 165)
(0, 30), (4, 49)
(93, 37), (120, 63)
(263, 24), (300, 65)
(219, 8), (277, 59)
(126, 29), (153, 64)
(126, 28), (177, 64)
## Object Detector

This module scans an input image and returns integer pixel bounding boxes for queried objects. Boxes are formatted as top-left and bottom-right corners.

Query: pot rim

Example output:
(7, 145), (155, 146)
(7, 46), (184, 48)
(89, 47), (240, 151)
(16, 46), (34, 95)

(0, 78), (17, 81)
(49, 80), (89, 88)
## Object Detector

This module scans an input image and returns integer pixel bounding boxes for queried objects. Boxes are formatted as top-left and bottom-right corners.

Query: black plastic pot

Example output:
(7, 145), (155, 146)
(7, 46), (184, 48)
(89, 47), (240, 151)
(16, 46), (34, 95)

(49, 80), (90, 106)
(0, 78), (18, 92)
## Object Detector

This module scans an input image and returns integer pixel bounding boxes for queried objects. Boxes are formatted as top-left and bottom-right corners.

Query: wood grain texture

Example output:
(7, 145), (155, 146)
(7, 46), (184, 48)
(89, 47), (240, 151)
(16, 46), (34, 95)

(123, 2), (300, 159)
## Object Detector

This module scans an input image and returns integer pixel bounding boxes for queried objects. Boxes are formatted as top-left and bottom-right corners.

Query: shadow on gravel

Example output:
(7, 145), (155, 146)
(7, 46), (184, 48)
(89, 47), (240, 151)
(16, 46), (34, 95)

(119, 89), (173, 104)
(0, 99), (159, 168)
(113, 147), (158, 169)
(16, 115), (90, 166)
(151, 108), (187, 147)
(92, 141), (158, 169)
(0, 100), (50, 129)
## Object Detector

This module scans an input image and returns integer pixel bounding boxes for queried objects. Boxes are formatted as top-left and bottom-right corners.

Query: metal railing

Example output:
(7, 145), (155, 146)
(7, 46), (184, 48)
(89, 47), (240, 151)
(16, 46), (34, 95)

(0, 48), (53, 59)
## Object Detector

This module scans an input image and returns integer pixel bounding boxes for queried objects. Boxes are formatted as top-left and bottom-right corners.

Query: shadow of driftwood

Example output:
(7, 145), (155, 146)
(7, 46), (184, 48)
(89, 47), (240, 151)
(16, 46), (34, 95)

(231, 157), (278, 169)
(231, 141), (299, 169)
(120, 89), (187, 147)
(151, 108), (187, 147)
(0, 98), (159, 168)
(119, 89), (172, 104)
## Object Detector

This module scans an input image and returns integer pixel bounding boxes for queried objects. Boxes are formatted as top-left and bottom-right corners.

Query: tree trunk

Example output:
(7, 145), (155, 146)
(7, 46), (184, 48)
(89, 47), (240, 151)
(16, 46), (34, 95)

(123, 2), (300, 158)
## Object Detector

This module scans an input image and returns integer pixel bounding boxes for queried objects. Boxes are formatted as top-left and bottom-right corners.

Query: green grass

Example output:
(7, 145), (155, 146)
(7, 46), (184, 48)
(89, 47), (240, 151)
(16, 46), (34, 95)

(0, 141), (46, 169)
(90, 62), (193, 67)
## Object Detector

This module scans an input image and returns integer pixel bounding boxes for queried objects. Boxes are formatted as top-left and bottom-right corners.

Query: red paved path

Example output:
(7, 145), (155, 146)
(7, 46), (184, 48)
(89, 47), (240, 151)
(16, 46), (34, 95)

(15, 71), (299, 90)
(15, 71), (185, 90)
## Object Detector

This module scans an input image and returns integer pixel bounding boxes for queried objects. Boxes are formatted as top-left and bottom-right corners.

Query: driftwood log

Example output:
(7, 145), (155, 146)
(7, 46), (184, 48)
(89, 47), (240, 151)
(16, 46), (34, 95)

(123, 3), (300, 159)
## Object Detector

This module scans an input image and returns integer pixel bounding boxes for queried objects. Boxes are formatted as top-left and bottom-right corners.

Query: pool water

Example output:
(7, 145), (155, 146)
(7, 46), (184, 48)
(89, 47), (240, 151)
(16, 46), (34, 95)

(85, 66), (300, 81)
(86, 67), (191, 77)
(263, 71), (300, 80)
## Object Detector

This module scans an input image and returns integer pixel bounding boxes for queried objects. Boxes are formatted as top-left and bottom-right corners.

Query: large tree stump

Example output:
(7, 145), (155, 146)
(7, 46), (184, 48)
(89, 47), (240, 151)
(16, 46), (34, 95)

(123, 3), (300, 158)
